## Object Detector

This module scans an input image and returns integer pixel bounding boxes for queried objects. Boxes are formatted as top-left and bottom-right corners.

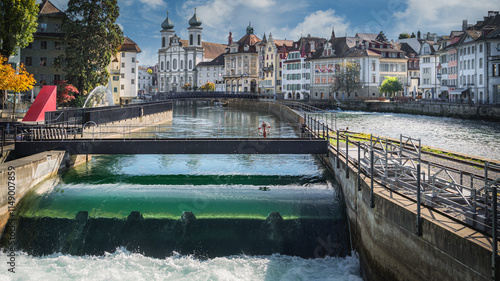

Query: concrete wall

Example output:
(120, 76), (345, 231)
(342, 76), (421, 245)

(0, 151), (68, 233)
(337, 101), (500, 121)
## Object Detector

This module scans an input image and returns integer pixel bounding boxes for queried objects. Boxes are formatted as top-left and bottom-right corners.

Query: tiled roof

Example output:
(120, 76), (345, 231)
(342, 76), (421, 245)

(274, 40), (294, 47)
(465, 30), (483, 40)
(178, 40), (227, 60)
(39, 0), (63, 16)
(355, 33), (378, 41)
(237, 34), (261, 46)
(120, 37), (142, 53)
(197, 53), (225, 66)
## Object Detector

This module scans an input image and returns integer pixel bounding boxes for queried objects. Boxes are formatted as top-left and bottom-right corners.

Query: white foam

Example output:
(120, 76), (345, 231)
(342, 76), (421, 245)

(0, 249), (362, 281)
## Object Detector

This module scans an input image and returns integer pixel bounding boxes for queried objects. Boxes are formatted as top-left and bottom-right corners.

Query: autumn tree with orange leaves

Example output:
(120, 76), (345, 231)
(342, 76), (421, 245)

(0, 56), (36, 118)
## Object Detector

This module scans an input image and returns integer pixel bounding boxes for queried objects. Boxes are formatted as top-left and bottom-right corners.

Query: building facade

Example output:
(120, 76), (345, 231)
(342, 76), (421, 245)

(258, 33), (292, 96)
(138, 67), (153, 95)
(196, 53), (225, 91)
(107, 37), (141, 105)
(223, 25), (261, 93)
(21, 0), (65, 96)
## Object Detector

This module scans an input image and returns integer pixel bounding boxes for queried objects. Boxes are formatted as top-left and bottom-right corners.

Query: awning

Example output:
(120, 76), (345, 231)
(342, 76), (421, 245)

(450, 89), (467, 95)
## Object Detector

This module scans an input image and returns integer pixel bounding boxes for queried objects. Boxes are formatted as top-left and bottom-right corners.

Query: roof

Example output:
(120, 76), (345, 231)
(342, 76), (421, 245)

(465, 30), (483, 40)
(273, 40), (294, 48)
(197, 53), (225, 67)
(355, 33), (378, 41)
(178, 40), (227, 60)
(120, 37), (142, 53)
(39, 0), (63, 16)
(237, 34), (261, 46)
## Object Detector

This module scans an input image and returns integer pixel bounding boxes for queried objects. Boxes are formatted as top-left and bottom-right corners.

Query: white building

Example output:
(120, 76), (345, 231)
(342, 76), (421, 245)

(485, 27), (500, 104)
(138, 67), (153, 95)
(282, 49), (311, 100)
(108, 37), (141, 105)
(157, 10), (226, 92)
(196, 53), (225, 91)
(419, 41), (439, 99)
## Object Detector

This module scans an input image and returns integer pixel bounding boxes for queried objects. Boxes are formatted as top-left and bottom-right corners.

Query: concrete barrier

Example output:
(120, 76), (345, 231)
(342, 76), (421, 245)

(0, 151), (68, 233)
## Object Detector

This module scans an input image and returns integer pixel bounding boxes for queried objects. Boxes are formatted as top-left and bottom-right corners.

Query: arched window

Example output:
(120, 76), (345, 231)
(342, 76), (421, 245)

(189, 60), (192, 69)
(167, 61), (170, 70)
(181, 60), (184, 69)
(161, 61), (164, 70)
(173, 59), (177, 70)
(190, 34), (193, 45)
(197, 34), (201, 45)
(162, 37), (165, 48)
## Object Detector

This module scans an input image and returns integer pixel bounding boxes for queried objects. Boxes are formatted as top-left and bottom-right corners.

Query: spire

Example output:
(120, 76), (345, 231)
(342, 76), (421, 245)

(161, 11), (174, 30)
(261, 33), (267, 43)
(331, 26), (335, 39)
(246, 22), (254, 35)
(189, 7), (202, 27)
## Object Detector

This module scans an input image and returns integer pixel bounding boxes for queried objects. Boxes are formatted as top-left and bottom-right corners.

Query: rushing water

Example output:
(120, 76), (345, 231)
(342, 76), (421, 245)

(322, 110), (500, 160)
(1, 101), (360, 280)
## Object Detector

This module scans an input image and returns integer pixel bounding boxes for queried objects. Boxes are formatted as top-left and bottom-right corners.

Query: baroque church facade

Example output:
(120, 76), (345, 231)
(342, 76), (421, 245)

(157, 10), (203, 92)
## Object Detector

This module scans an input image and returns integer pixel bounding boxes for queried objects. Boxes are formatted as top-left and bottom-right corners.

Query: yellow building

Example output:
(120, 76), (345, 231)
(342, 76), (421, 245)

(258, 33), (293, 96)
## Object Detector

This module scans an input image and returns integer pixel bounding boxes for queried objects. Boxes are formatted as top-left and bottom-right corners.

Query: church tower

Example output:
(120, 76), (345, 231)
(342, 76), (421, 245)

(160, 11), (174, 48)
(188, 8), (202, 47)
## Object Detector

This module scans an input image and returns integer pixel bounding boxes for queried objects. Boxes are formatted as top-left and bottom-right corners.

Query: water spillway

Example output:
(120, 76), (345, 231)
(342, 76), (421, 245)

(0, 101), (360, 280)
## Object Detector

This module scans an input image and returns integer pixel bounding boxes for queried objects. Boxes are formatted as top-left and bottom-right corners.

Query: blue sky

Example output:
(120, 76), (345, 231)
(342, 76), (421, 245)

(48, 0), (499, 66)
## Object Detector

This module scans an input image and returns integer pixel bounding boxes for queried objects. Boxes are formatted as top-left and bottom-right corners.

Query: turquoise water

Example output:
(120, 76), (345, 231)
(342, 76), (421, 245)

(0, 101), (361, 280)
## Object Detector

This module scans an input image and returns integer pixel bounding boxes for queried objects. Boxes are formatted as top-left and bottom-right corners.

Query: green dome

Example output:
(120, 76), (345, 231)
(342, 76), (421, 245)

(189, 9), (202, 27)
(161, 12), (174, 30)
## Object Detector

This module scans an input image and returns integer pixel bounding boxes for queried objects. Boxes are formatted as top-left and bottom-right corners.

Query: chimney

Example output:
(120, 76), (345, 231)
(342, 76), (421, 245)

(462, 20), (468, 31)
(417, 30), (421, 39)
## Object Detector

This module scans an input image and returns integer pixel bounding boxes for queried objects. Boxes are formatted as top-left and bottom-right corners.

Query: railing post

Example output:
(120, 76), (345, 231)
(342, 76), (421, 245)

(358, 141), (361, 191)
(370, 149), (375, 208)
(337, 130), (340, 168)
(492, 184), (498, 281)
(326, 124), (329, 143)
(346, 135), (349, 178)
(416, 164), (422, 236)
(1, 127), (3, 157)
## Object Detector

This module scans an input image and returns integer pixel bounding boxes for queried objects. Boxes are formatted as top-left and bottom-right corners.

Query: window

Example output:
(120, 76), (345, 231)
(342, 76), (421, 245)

(114, 87), (118, 93)
(162, 37), (166, 48)
(479, 74), (483, 85)
(40, 41), (47, 49)
(131, 79), (135, 84)
(122, 52), (125, 57)
(54, 74), (61, 81)
(161, 61), (164, 70)
(40, 57), (47, 66)
(479, 44), (483, 53)
(121, 85), (124, 90)
(181, 61), (184, 69)
(55, 24), (61, 32)
(173, 59), (177, 69)
(54, 41), (62, 50)
(190, 34), (194, 45)
(113, 76), (119, 81)
(167, 61), (170, 70)
(121, 74), (125, 78)
(25, 57), (32, 66)
(197, 34), (201, 45)
(40, 23), (47, 32)
(122, 62), (125, 68)
(131, 68), (135, 73)
(372, 61), (376, 71)
(479, 58), (483, 68)
(132, 57), (135, 63)
(189, 60), (192, 69)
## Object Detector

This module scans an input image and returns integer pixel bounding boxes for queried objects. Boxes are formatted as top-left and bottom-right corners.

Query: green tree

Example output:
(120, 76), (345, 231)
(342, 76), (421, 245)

(331, 61), (361, 97)
(147, 69), (153, 74)
(61, 0), (123, 95)
(380, 76), (403, 97)
(410, 32), (416, 38)
(398, 33), (410, 39)
(0, 0), (38, 58)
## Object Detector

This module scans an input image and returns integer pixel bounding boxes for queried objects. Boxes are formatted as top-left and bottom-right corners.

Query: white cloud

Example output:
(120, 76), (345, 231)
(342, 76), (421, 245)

(388, 0), (499, 38)
(139, 0), (167, 9)
(286, 9), (350, 40)
(137, 47), (158, 67)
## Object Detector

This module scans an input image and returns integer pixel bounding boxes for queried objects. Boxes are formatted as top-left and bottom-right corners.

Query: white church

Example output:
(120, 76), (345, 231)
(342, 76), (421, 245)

(157, 9), (226, 92)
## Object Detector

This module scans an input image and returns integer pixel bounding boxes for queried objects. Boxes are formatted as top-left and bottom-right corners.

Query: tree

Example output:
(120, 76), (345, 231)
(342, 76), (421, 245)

(54, 80), (79, 106)
(147, 69), (153, 75)
(182, 83), (191, 91)
(0, 56), (35, 118)
(398, 33), (410, 39)
(200, 82), (215, 92)
(61, 0), (123, 95)
(410, 32), (416, 38)
(0, 0), (38, 58)
(380, 76), (403, 97)
(331, 61), (361, 97)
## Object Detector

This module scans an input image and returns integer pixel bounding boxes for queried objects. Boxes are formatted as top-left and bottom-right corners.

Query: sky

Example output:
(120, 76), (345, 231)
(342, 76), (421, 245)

(47, 0), (499, 67)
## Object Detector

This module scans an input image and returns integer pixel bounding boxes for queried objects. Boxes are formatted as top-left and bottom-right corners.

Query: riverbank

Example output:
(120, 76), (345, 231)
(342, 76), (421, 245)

(303, 100), (500, 121)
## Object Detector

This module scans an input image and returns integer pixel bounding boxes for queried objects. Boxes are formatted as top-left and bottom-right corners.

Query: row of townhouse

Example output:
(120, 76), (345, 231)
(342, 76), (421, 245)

(17, 0), (142, 105)
(420, 11), (500, 104)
